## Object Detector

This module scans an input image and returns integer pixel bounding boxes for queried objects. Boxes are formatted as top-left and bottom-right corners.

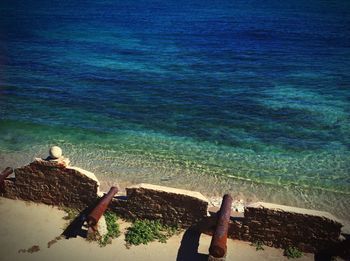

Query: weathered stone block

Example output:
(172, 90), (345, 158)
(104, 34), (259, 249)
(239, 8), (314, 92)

(1, 159), (100, 209)
(110, 183), (209, 228)
(243, 202), (343, 253)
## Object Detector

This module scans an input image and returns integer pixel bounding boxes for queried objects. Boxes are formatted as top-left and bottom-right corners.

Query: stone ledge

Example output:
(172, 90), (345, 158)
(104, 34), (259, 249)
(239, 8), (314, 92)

(66, 166), (100, 187)
(247, 202), (342, 224)
(126, 183), (209, 204)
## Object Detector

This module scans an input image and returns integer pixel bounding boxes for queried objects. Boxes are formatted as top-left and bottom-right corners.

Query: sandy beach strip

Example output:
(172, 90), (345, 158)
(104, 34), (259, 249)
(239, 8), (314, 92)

(0, 197), (314, 261)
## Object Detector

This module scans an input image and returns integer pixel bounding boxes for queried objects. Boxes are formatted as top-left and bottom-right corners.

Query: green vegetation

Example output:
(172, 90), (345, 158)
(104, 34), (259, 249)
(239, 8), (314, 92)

(61, 207), (120, 247)
(99, 211), (121, 247)
(251, 240), (264, 251)
(284, 246), (303, 259)
(62, 207), (80, 222)
(125, 219), (178, 246)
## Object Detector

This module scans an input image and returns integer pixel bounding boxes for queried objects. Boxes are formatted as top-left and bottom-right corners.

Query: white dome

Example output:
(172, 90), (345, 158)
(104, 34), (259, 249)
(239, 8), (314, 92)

(49, 146), (62, 159)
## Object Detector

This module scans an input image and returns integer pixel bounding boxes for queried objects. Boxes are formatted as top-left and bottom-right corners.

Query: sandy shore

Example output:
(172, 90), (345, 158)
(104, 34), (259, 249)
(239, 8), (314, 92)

(0, 197), (314, 261)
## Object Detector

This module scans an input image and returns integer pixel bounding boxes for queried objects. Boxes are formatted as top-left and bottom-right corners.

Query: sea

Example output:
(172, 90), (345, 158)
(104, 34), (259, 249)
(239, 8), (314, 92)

(0, 0), (349, 222)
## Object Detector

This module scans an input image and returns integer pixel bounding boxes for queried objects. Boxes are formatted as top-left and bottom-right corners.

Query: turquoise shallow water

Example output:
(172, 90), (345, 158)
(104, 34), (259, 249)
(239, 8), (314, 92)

(0, 0), (350, 220)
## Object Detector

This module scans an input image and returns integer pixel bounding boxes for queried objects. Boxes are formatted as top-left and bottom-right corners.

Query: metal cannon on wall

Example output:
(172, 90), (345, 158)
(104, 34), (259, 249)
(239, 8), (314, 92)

(62, 186), (118, 239)
(87, 186), (118, 233)
(208, 194), (233, 261)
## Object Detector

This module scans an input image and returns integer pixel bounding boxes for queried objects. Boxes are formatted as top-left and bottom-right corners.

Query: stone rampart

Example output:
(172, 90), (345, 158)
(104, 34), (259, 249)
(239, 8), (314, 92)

(110, 183), (209, 228)
(0, 149), (347, 257)
(197, 201), (344, 255)
(242, 202), (343, 253)
(1, 158), (100, 209)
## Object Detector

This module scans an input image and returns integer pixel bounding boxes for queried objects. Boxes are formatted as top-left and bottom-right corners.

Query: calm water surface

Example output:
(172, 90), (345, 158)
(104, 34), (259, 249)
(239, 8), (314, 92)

(0, 0), (349, 220)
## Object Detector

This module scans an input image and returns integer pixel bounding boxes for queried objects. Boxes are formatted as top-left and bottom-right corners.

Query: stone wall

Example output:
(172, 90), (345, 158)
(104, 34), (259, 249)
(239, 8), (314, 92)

(198, 202), (344, 255)
(242, 202), (343, 253)
(110, 183), (209, 228)
(0, 156), (347, 257)
(110, 189), (345, 255)
(1, 158), (100, 209)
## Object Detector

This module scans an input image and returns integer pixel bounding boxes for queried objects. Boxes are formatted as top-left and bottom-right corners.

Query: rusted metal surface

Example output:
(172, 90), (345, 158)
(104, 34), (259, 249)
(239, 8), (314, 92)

(87, 186), (118, 227)
(0, 167), (13, 188)
(209, 194), (233, 258)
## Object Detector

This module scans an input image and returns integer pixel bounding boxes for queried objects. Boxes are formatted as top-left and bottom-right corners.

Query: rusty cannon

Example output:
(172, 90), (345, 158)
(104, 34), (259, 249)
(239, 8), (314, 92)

(62, 186), (118, 239)
(208, 194), (233, 260)
(0, 167), (13, 189)
(87, 186), (118, 229)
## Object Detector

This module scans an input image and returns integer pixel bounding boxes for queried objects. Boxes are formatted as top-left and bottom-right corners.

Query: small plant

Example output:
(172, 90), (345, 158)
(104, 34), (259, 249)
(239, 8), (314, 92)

(284, 246), (303, 259)
(99, 211), (121, 247)
(251, 240), (264, 251)
(61, 207), (80, 222)
(125, 219), (178, 246)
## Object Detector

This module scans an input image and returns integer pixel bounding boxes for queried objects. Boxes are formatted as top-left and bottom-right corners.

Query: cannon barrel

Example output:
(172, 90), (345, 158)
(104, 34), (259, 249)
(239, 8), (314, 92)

(0, 167), (13, 187)
(209, 194), (233, 258)
(87, 186), (118, 227)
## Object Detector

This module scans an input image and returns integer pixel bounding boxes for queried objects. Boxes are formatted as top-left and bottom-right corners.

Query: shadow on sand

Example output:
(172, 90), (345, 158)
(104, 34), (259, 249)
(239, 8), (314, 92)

(176, 228), (208, 261)
(61, 201), (102, 239)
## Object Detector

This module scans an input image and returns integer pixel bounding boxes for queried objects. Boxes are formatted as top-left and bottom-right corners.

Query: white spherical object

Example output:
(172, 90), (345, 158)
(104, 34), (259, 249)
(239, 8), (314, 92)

(49, 146), (62, 159)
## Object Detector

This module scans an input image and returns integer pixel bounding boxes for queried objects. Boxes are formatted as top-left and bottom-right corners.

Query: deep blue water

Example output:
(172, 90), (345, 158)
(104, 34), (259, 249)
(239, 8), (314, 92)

(0, 0), (350, 217)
